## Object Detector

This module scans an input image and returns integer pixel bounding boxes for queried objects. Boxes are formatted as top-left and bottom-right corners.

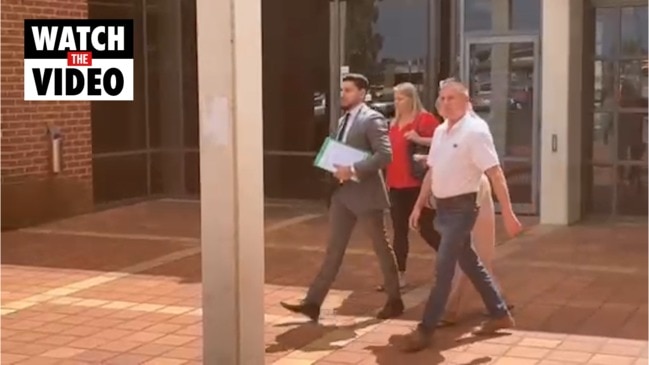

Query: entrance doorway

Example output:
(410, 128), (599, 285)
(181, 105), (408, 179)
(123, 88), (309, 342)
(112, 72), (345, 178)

(462, 36), (540, 214)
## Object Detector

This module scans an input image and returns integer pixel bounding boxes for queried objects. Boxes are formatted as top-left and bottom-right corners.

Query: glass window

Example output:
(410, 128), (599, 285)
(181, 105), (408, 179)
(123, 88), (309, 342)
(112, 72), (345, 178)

(620, 6), (648, 58)
(593, 113), (614, 164)
(590, 166), (614, 215)
(264, 154), (327, 199)
(616, 165), (647, 216)
(93, 153), (148, 203)
(511, 0), (541, 31)
(185, 152), (199, 196)
(466, 41), (535, 157)
(147, 0), (186, 148)
(463, 0), (540, 32)
(89, 1), (146, 154)
(595, 7), (618, 59)
(593, 61), (615, 109)
(150, 152), (183, 195)
(262, 0), (331, 151)
(343, 0), (429, 118)
(503, 160), (532, 204)
(617, 113), (648, 162)
(619, 60), (648, 109)
(181, 0), (199, 149)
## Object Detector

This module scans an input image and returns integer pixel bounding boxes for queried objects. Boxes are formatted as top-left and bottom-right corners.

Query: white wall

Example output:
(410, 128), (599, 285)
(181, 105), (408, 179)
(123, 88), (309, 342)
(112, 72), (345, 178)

(540, 0), (584, 224)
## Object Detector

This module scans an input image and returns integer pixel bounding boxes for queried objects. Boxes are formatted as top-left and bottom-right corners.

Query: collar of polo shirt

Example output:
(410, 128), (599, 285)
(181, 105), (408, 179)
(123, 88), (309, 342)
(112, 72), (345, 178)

(442, 111), (471, 134)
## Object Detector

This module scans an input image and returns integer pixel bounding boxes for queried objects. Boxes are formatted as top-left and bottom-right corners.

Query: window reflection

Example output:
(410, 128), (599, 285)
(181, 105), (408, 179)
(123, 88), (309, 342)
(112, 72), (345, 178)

(93, 154), (148, 203)
(593, 113), (613, 164)
(590, 166), (614, 215)
(261, 0), (330, 152)
(619, 61), (648, 109)
(589, 5), (648, 217)
(89, 0), (146, 154)
(595, 7), (618, 59)
(342, 0), (429, 118)
(617, 165), (648, 216)
(463, 0), (540, 32)
(503, 160), (532, 204)
(147, 0), (182, 148)
(621, 7), (648, 58)
(593, 61), (615, 109)
(617, 113), (648, 163)
(150, 152), (183, 195)
(90, 0), (199, 202)
(511, 0), (540, 31)
(467, 42), (535, 157)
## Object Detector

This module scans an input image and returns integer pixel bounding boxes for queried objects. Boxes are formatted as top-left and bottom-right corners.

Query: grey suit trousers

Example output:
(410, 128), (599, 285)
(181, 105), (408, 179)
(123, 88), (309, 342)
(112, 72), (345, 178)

(305, 192), (402, 305)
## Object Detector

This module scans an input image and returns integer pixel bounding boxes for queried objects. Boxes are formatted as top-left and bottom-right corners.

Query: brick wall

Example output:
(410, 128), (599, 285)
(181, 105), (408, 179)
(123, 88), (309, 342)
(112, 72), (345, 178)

(1, 0), (93, 230)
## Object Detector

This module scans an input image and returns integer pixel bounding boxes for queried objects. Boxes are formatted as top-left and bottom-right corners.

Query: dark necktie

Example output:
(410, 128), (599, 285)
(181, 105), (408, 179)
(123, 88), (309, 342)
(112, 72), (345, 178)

(336, 113), (351, 141)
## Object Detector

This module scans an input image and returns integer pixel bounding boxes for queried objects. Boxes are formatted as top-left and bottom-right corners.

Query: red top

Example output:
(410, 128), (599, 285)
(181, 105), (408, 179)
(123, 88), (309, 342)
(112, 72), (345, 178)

(386, 111), (440, 189)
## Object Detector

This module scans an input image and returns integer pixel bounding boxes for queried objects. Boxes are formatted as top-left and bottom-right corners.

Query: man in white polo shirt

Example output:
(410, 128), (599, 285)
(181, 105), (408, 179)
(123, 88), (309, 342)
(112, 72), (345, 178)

(396, 79), (522, 352)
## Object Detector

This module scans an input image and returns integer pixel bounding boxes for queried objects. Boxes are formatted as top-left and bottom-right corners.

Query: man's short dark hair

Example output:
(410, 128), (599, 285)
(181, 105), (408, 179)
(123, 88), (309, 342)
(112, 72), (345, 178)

(342, 73), (369, 91)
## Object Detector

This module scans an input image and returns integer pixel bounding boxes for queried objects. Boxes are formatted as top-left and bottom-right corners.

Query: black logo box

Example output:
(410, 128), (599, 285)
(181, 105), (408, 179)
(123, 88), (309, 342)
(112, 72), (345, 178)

(24, 19), (134, 59)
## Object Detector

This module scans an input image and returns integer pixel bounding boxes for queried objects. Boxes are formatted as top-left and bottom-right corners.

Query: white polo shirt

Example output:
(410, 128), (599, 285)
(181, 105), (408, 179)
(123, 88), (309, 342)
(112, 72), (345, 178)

(426, 112), (499, 199)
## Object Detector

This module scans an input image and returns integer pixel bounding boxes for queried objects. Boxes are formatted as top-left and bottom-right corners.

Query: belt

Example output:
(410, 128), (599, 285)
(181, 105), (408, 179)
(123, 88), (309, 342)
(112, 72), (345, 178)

(434, 192), (477, 210)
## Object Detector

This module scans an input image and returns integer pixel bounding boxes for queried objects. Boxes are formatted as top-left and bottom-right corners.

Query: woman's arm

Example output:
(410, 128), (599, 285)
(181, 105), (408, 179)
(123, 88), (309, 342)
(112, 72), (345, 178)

(413, 112), (440, 146)
(415, 136), (432, 146)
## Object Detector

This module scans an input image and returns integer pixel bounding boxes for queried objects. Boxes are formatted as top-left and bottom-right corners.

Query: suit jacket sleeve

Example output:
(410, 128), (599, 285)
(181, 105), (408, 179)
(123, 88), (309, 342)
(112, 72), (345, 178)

(353, 113), (392, 179)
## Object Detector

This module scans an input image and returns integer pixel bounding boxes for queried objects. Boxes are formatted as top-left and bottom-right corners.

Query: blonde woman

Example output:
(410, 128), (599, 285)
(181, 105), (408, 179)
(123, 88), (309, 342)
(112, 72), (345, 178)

(376, 82), (441, 292)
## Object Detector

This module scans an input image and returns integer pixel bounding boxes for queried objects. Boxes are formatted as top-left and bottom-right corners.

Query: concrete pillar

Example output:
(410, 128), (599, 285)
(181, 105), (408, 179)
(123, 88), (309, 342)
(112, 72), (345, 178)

(540, 0), (584, 224)
(196, 0), (265, 363)
(490, 0), (511, 155)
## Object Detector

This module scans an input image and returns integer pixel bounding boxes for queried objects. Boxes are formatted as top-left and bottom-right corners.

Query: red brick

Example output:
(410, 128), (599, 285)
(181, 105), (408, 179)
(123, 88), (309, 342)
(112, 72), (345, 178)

(1, 0), (92, 229)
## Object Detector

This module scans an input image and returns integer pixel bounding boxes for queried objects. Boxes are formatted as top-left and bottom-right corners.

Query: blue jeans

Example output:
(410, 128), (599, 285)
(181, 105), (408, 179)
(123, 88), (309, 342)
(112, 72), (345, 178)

(418, 203), (508, 333)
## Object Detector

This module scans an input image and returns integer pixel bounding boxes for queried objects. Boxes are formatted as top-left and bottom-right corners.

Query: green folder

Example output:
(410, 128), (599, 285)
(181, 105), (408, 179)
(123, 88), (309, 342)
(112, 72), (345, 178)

(313, 137), (370, 174)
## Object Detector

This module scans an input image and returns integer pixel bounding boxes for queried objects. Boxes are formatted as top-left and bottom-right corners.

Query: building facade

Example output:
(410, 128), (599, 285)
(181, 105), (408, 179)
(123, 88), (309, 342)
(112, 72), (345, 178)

(1, 0), (647, 229)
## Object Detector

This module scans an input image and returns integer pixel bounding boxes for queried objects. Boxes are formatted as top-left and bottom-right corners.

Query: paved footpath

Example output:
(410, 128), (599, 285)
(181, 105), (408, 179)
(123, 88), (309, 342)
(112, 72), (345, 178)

(1, 200), (647, 364)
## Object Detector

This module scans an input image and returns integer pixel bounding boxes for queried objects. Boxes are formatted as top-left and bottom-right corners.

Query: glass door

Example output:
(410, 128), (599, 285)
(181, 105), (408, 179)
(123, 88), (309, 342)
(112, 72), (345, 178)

(462, 35), (540, 214)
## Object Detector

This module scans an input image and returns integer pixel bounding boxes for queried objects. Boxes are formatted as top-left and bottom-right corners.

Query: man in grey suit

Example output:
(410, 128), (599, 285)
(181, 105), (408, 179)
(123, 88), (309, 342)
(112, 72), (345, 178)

(281, 74), (404, 321)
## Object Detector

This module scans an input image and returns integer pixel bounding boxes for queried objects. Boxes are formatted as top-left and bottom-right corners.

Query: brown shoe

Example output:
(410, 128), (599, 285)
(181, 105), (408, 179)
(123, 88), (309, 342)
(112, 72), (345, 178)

(472, 314), (515, 335)
(376, 298), (404, 319)
(397, 328), (432, 352)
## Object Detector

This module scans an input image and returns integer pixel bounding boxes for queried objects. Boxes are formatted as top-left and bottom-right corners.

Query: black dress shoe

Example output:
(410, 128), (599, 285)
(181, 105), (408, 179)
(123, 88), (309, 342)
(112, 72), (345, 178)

(280, 300), (320, 322)
(376, 298), (405, 319)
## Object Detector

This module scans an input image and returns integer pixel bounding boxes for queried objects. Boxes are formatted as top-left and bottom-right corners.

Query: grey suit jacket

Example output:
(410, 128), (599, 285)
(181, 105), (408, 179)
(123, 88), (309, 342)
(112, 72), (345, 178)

(330, 104), (392, 213)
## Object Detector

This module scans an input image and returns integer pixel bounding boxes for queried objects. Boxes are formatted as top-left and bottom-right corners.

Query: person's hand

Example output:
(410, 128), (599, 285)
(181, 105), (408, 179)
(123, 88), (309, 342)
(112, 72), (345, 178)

(502, 210), (523, 238)
(333, 164), (353, 182)
(425, 195), (435, 209)
(404, 130), (421, 142)
(413, 154), (427, 162)
(409, 205), (422, 230)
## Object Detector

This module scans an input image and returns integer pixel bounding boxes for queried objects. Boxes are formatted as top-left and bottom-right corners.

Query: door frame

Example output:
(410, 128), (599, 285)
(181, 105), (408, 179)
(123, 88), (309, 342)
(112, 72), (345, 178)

(329, 0), (342, 132)
(461, 34), (541, 215)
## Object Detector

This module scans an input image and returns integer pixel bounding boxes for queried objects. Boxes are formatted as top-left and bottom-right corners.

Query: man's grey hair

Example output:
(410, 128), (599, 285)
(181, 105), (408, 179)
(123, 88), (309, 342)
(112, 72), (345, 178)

(436, 77), (476, 115)
(439, 77), (470, 97)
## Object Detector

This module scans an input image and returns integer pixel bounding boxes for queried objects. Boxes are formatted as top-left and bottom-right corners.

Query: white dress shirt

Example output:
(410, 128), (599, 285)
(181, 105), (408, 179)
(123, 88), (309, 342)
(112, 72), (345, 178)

(338, 103), (363, 143)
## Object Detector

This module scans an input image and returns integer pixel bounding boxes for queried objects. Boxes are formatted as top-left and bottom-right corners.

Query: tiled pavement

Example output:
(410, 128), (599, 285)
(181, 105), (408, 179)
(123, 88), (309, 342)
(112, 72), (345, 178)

(1, 199), (647, 365)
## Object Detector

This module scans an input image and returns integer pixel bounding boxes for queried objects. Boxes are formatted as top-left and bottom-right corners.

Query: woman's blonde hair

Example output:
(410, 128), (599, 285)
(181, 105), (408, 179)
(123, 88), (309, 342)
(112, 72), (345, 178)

(393, 82), (425, 123)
